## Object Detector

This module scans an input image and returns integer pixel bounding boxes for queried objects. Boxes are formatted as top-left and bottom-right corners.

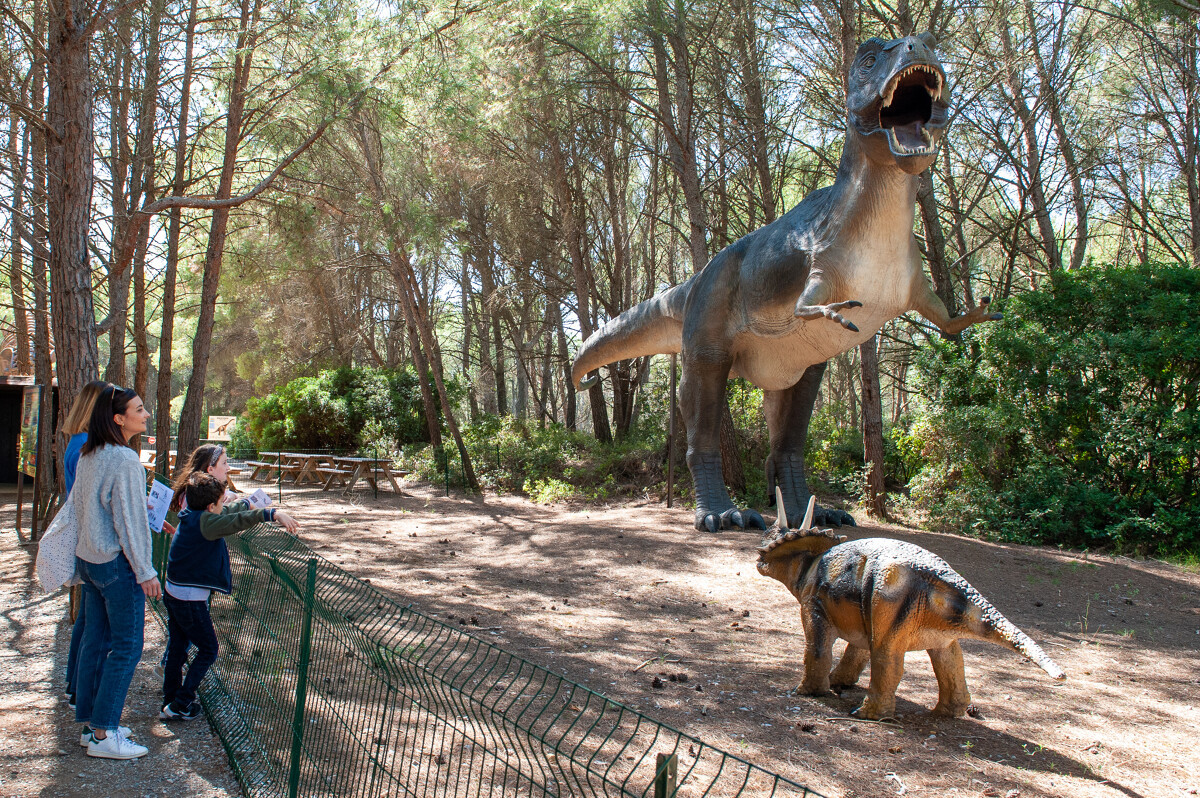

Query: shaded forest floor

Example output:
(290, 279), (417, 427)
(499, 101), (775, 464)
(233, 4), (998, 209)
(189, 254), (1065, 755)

(286, 481), (1200, 798)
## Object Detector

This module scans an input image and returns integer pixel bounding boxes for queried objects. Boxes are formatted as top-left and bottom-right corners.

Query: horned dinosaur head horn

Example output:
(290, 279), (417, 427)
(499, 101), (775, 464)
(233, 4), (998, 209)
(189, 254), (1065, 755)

(800, 496), (816, 531)
(756, 525), (846, 563)
(774, 486), (787, 530)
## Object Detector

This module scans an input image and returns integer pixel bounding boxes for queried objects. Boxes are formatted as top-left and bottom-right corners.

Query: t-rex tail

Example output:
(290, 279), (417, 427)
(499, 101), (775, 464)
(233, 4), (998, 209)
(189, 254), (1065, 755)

(572, 283), (688, 390)
(965, 587), (1066, 681)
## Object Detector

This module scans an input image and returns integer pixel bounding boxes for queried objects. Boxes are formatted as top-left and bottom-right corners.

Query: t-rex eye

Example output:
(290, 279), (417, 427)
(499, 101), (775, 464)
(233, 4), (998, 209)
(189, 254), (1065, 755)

(861, 54), (876, 68)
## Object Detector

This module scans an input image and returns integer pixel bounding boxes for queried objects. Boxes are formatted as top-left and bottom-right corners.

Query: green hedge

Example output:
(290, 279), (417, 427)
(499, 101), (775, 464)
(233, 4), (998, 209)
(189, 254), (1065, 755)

(910, 263), (1199, 556)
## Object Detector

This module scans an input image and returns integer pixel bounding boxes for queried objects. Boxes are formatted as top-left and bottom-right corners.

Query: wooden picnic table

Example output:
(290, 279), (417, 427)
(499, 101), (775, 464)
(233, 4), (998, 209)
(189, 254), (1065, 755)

(244, 451), (281, 480)
(318, 456), (406, 493)
(281, 452), (330, 485)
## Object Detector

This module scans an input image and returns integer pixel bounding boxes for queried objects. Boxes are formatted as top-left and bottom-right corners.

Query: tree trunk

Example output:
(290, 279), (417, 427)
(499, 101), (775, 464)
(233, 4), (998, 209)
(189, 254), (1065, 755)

(648, 6), (707, 272)
(550, 128), (611, 442)
(551, 299), (576, 430)
(176, 0), (259, 463)
(46, 0), (101, 407)
(1025, 0), (1089, 271)
(31, 0), (56, 498)
(860, 336), (886, 518)
(8, 100), (31, 375)
(731, 0), (776, 223)
(155, 0), (197, 475)
(1000, 23), (1061, 272)
(388, 244), (478, 490)
(102, 6), (134, 386)
(405, 317), (442, 447)
(917, 170), (959, 319)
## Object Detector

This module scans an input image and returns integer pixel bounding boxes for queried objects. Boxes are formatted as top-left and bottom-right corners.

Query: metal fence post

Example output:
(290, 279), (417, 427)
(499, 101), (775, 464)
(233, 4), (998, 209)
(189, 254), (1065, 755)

(653, 752), (677, 798)
(442, 445), (449, 497)
(287, 558), (318, 798)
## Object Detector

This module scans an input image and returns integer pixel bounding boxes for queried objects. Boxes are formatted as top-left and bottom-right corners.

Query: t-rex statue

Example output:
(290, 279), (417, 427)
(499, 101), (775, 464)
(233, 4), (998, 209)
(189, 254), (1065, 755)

(756, 494), (1066, 720)
(571, 33), (1001, 533)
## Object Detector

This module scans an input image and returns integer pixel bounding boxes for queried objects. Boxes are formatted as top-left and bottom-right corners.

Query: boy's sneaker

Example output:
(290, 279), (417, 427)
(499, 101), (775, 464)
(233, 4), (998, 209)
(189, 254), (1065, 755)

(80, 724), (131, 747)
(159, 700), (201, 720)
(86, 729), (147, 759)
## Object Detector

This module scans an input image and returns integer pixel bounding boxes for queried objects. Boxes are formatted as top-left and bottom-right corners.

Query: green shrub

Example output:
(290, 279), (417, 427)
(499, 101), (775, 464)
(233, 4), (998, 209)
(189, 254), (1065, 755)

(909, 263), (1200, 556)
(240, 366), (456, 452)
(405, 414), (667, 501)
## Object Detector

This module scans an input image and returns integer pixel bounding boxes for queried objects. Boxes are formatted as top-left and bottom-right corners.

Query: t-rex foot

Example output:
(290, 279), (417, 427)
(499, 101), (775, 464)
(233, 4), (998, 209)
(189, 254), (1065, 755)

(768, 453), (857, 528)
(695, 507), (767, 534)
(690, 452), (767, 532)
(794, 299), (863, 332)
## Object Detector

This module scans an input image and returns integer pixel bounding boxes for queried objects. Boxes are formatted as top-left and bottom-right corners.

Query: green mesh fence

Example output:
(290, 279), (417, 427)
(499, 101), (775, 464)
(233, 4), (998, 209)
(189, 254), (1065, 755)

(153, 524), (825, 798)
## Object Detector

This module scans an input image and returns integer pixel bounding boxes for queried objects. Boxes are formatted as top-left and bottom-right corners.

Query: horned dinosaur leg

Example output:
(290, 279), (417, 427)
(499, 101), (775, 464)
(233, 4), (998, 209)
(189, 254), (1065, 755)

(928, 641), (973, 717)
(681, 350), (765, 533)
(830, 644), (870, 691)
(763, 365), (856, 528)
(797, 603), (835, 696)
(793, 276), (863, 332)
(854, 645), (904, 720)
(910, 281), (1003, 337)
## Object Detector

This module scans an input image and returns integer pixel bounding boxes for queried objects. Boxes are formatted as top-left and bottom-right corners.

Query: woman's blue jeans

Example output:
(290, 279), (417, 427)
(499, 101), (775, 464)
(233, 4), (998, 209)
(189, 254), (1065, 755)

(65, 599), (111, 699)
(74, 554), (145, 732)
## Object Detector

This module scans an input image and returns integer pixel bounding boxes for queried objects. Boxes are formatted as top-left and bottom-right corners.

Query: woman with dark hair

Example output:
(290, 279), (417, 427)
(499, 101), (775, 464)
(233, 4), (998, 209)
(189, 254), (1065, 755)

(60, 379), (111, 712)
(168, 443), (239, 513)
(72, 386), (160, 759)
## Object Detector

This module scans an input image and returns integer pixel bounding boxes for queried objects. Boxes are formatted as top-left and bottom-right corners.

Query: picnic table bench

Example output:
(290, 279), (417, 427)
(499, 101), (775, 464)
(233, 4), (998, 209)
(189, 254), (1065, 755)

(314, 456), (408, 493)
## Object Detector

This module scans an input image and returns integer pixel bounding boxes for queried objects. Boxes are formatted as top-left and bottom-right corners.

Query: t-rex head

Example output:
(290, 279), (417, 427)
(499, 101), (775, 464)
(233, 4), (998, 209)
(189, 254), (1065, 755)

(846, 32), (950, 175)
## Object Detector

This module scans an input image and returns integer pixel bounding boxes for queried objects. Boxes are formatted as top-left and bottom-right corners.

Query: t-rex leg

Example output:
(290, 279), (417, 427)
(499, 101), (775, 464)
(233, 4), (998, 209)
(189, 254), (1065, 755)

(680, 351), (765, 533)
(763, 363), (856, 527)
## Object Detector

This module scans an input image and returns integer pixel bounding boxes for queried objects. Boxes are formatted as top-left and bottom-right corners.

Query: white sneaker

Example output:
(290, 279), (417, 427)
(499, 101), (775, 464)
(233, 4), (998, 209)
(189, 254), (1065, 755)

(80, 725), (131, 747)
(86, 729), (147, 759)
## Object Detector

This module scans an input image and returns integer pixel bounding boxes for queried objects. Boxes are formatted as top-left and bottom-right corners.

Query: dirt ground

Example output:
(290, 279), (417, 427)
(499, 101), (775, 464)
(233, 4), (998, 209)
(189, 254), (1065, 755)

(4, 481), (1200, 798)
(285, 482), (1200, 798)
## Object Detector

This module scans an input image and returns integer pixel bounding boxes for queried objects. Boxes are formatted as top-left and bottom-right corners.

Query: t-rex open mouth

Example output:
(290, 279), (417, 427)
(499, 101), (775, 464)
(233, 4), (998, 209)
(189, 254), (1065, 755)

(879, 64), (943, 157)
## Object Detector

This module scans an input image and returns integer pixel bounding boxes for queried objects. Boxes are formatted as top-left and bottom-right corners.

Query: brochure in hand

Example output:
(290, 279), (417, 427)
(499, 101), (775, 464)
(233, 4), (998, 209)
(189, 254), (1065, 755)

(244, 488), (273, 509)
(146, 476), (173, 534)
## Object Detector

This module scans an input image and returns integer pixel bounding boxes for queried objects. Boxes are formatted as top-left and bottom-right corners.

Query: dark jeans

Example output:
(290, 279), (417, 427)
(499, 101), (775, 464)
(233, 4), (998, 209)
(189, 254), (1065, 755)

(74, 554), (145, 732)
(66, 597), (107, 699)
(163, 593), (220, 707)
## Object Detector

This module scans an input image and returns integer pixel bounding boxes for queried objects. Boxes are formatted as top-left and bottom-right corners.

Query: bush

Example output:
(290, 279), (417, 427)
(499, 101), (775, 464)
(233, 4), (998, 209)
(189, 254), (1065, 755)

(240, 366), (456, 452)
(405, 414), (667, 502)
(909, 263), (1200, 556)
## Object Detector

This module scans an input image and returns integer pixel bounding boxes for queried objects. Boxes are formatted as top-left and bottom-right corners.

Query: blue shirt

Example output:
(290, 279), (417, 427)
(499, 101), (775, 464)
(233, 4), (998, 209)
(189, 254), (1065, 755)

(63, 432), (87, 496)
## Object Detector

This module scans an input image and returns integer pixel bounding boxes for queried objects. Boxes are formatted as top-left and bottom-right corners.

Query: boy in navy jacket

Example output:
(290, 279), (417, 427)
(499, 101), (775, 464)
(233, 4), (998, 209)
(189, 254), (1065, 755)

(160, 473), (299, 719)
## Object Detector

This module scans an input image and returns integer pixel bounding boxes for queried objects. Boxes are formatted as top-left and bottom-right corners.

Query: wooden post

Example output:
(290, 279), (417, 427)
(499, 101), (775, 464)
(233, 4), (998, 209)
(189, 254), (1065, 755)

(667, 354), (676, 508)
(653, 752), (677, 798)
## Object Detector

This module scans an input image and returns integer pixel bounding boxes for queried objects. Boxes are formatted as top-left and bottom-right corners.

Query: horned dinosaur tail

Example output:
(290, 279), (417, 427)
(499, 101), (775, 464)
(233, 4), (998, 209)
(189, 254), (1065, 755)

(964, 586), (1066, 681)
(571, 283), (688, 390)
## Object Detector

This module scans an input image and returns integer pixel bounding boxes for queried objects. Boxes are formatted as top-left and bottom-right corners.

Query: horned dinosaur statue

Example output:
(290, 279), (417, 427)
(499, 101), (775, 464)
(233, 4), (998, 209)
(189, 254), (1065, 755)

(572, 33), (1001, 533)
(756, 493), (1065, 720)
